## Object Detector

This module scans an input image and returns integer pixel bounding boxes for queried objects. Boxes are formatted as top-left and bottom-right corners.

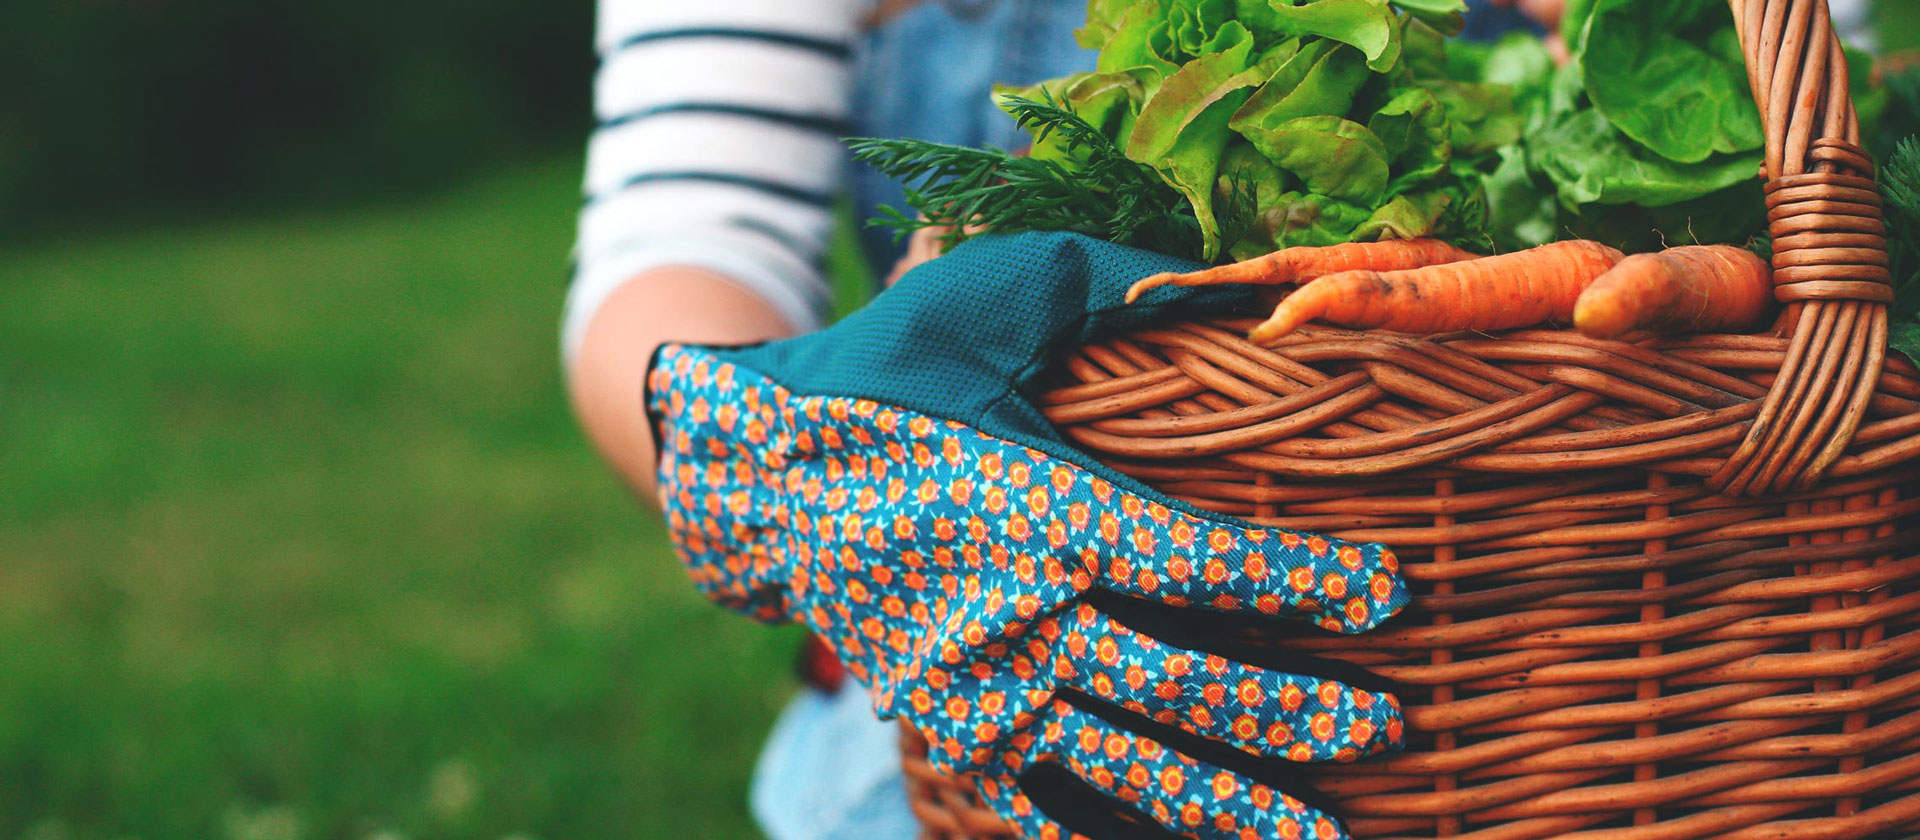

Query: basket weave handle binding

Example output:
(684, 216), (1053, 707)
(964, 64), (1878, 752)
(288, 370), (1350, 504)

(1715, 0), (1891, 496)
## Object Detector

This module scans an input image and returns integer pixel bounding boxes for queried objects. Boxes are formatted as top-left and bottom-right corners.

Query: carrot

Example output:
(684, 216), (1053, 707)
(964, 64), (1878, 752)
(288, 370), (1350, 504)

(1573, 245), (1773, 339)
(1246, 240), (1626, 345)
(1124, 238), (1480, 303)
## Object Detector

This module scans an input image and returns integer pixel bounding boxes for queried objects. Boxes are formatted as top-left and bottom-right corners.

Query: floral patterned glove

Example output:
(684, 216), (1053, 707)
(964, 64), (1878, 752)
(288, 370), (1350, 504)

(647, 233), (1411, 839)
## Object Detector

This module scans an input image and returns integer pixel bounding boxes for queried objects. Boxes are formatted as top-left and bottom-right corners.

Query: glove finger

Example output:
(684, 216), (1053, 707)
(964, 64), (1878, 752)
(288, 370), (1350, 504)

(1051, 603), (1402, 764)
(1036, 700), (1353, 840)
(1071, 492), (1406, 635)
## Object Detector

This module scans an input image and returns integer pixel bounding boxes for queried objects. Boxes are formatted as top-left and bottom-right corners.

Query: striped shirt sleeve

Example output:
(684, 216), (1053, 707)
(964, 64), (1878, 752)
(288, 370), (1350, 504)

(564, 0), (862, 364)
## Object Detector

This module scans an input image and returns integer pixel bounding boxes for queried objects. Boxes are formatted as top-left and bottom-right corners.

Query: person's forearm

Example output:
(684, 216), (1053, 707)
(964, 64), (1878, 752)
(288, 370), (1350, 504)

(568, 267), (800, 502)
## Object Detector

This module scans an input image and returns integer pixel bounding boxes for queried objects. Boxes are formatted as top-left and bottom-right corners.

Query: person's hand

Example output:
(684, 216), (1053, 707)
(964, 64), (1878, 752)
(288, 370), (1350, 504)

(646, 232), (1411, 837)
(885, 225), (953, 286)
(885, 219), (992, 286)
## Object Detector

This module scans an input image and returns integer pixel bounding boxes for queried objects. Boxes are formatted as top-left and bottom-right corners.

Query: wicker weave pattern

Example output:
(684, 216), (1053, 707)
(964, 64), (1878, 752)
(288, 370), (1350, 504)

(898, 0), (1920, 836)
(906, 321), (1920, 839)
(1047, 323), (1920, 839)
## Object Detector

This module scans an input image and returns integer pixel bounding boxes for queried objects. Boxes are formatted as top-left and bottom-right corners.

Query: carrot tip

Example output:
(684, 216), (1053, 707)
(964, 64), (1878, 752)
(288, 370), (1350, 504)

(1247, 320), (1293, 346)
(1125, 274), (1176, 304)
(1573, 284), (1635, 339)
(1573, 312), (1622, 339)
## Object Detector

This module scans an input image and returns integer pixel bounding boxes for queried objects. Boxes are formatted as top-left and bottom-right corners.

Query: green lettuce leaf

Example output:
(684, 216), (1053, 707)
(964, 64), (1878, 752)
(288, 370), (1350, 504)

(1230, 0), (1286, 42)
(1893, 321), (1920, 370)
(1262, 0), (1403, 71)
(1260, 191), (1374, 248)
(1126, 34), (1263, 259)
(1353, 189), (1452, 240)
(1531, 108), (1760, 208)
(1419, 79), (1522, 157)
(1258, 115), (1391, 203)
(1230, 40), (1370, 157)
(1369, 87), (1452, 189)
(1095, 1), (1183, 80)
(1474, 31), (1554, 95)
(1480, 145), (1557, 250)
(1386, 0), (1466, 36)
(1168, 0), (1235, 59)
(1386, 0), (1464, 13)
(1078, 0), (1154, 50)
(1560, 0), (1598, 54)
(989, 0), (1514, 259)
(1249, 36), (1306, 75)
(1396, 13), (1453, 80)
(1579, 0), (1762, 164)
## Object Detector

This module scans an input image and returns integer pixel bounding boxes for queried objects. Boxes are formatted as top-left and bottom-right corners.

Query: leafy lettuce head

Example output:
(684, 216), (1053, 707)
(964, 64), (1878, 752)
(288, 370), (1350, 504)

(1008, 0), (1508, 262)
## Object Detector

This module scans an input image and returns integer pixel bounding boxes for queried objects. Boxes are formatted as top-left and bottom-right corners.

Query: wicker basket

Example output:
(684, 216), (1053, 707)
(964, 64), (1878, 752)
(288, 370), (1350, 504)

(901, 0), (1920, 837)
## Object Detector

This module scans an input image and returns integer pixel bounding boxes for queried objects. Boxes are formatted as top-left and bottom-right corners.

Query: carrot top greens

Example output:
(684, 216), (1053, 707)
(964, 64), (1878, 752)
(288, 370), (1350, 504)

(847, 96), (1217, 260)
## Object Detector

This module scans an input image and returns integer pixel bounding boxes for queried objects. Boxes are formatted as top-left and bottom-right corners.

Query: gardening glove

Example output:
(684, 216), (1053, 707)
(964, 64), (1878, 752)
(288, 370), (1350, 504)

(647, 232), (1411, 839)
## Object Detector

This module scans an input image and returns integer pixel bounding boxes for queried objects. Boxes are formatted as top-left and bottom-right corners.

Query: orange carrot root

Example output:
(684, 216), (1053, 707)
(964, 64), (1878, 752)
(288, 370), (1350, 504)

(1248, 240), (1626, 345)
(1573, 245), (1773, 339)
(1124, 238), (1480, 303)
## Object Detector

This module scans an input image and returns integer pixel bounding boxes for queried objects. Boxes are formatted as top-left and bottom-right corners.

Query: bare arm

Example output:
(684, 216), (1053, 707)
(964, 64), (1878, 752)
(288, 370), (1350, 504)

(567, 267), (799, 502)
(570, 0), (862, 501)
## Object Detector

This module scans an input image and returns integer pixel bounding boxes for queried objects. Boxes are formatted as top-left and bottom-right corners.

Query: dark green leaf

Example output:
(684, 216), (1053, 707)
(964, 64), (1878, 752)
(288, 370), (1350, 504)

(1531, 109), (1760, 208)
(1885, 136), (1920, 366)
(1387, 0), (1465, 13)
(1579, 0), (1761, 164)
(1368, 87), (1452, 188)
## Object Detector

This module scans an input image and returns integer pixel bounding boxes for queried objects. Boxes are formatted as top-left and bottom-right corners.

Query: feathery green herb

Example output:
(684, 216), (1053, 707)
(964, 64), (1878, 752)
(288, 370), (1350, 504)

(846, 96), (1210, 261)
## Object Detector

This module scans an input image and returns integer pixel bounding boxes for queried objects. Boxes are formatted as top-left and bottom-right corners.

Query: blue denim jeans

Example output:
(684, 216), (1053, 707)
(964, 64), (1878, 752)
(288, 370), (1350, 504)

(749, 684), (923, 840)
(849, 0), (1099, 275)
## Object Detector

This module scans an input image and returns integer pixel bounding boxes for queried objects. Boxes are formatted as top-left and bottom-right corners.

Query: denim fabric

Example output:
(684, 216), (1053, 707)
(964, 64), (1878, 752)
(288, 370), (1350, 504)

(749, 684), (922, 840)
(849, 0), (1099, 273)
(1458, 0), (1545, 42)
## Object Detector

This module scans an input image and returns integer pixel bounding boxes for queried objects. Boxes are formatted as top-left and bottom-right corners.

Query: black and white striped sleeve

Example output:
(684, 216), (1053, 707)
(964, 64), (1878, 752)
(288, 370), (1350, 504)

(564, 0), (860, 363)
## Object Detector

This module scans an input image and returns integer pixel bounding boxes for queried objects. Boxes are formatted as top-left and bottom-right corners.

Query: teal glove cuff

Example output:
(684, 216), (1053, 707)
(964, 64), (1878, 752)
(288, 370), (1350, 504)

(712, 231), (1251, 478)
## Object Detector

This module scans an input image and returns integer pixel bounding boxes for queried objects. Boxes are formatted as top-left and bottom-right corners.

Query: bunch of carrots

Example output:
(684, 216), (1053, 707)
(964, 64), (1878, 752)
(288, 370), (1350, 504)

(1125, 238), (1775, 343)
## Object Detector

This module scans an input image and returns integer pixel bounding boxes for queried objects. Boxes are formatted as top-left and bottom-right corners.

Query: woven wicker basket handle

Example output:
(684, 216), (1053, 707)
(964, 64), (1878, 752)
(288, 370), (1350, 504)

(1711, 0), (1892, 496)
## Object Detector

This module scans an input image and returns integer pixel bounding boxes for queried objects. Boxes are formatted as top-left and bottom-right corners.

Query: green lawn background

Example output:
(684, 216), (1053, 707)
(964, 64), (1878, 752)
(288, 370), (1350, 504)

(0, 154), (862, 840)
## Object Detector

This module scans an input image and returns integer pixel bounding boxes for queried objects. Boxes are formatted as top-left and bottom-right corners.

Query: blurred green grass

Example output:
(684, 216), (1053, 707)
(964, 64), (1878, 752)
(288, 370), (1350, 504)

(0, 154), (823, 840)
